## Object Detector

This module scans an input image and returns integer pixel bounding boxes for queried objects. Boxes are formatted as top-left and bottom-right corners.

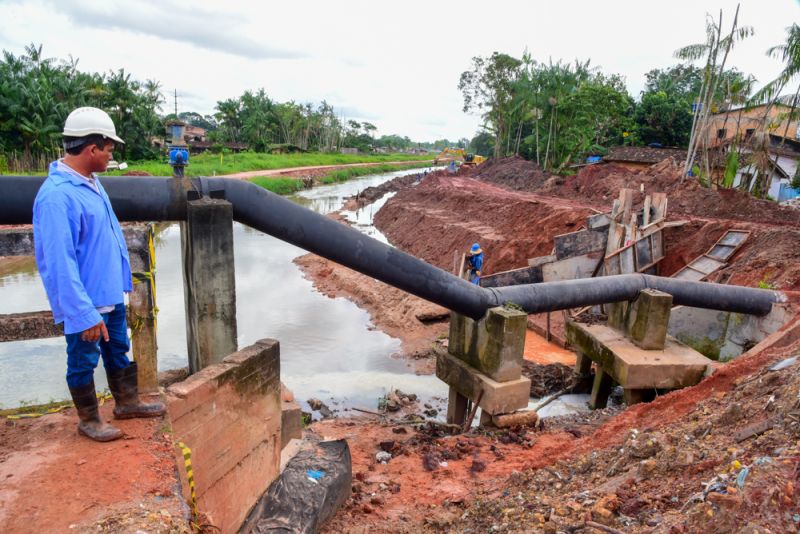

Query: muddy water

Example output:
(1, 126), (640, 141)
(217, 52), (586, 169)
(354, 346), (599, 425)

(0, 168), (446, 411)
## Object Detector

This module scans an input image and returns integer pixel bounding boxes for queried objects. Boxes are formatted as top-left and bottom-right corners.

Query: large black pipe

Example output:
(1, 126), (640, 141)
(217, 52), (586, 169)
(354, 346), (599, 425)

(1, 175), (779, 319)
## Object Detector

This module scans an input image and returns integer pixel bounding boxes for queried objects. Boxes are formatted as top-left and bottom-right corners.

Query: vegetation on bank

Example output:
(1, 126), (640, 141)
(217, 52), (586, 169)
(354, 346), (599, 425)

(459, 16), (799, 197)
(105, 151), (430, 177)
(250, 161), (432, 195)
(0, 44), (455, 174)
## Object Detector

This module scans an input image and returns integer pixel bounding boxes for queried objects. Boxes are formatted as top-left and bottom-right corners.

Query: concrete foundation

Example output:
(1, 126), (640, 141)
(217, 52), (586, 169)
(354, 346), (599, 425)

(436, 352), (530, 416)
(668, 303), (792, 361)
(567, 321), (711, 408)
(181, 199), (238, 373)
(166, 339), (281, 534)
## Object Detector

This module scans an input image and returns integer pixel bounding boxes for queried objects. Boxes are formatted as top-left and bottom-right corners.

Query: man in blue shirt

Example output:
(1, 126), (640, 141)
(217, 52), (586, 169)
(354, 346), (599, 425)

(467, 243), (484, 285)
(33, 107), (165, 442)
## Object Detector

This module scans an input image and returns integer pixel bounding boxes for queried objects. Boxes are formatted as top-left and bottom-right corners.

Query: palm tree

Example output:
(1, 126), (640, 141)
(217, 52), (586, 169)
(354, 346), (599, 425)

(742, 24), (800, 196)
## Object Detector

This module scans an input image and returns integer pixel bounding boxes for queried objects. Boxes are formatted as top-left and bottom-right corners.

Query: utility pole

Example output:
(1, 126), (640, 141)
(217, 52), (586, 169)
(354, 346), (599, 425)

(174, 89), (178, 117)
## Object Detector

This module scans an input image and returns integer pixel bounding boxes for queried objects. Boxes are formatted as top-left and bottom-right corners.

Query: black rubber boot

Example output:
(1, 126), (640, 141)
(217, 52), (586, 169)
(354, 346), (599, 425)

(69, 381), (123, 442)
(107, 362), (166, 419)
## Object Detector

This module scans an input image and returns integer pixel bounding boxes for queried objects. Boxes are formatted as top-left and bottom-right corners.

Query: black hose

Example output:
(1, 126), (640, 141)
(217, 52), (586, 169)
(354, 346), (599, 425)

(0, 175), (778, 319)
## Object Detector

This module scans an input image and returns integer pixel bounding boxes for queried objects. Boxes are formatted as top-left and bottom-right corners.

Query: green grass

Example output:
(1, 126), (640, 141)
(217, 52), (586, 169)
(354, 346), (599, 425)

(249, 177), (309, 195)
(251, 161), (431, 195)
(106, 151), (431, 177)
(318, 162), (431, 184)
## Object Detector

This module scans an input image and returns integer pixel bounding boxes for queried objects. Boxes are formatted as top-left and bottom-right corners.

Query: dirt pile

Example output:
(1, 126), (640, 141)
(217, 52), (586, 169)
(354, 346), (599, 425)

(471, 155), (553, 192)
(370, 157), (800, 290)
(316, 304), (800, 533)
(559, 157), (800, 226)
(455, 315), (800, 533)
(374, 174), (594, 274)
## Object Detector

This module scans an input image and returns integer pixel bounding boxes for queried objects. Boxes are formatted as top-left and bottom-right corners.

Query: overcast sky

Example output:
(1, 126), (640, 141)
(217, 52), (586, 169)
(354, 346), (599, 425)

(1, 0), (797, 141)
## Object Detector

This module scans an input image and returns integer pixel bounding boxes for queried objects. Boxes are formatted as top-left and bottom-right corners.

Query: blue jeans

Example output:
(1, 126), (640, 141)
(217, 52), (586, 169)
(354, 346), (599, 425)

(65, 303), (131, 388)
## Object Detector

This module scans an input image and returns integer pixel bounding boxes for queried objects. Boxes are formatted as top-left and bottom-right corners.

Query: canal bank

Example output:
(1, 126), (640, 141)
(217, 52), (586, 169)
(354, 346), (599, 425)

(0, 167), (444, 412)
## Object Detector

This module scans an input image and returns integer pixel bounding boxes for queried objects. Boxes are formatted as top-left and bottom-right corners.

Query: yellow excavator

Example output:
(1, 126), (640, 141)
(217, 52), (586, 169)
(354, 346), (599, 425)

(433, 148), (486, 167)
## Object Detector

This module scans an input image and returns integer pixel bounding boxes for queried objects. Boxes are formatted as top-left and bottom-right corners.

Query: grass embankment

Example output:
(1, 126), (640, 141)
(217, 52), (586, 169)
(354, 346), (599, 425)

(107, 151), (429, 177)
(250, 161), (432, 195)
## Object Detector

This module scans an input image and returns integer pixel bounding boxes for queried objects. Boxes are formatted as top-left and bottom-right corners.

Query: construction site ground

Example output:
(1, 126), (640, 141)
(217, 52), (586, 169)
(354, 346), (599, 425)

(296, 157), (800, 533)
(2, 157), (799, 532)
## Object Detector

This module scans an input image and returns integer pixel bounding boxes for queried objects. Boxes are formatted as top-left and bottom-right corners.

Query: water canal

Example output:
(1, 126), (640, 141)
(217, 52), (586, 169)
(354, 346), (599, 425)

(0, 168), (447, 411)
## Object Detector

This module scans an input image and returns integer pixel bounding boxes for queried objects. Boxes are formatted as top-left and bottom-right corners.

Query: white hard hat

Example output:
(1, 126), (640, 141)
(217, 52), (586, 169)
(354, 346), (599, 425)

(62, 107), (124, 144)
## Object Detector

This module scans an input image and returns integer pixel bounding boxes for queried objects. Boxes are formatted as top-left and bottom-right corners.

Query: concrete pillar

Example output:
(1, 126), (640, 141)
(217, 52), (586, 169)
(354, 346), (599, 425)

(626, 289), (673, 350)
(126, 225), (158, 393)
(181, 199), (238, 373)
(446, 385), (468, 426)
(574, 351), (593, 393)
(590, 368), (614, 409)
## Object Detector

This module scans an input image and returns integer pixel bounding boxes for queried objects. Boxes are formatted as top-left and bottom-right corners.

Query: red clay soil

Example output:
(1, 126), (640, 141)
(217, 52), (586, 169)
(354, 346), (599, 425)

(0, 398), (187, 533)
(317, 296), (800, 533)
(374, 173), (595, 274)
(375, 161), (800, 291)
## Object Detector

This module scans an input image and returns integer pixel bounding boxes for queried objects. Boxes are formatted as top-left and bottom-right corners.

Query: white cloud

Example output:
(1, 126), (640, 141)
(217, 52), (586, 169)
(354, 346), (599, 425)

(0, 0), (796, 141)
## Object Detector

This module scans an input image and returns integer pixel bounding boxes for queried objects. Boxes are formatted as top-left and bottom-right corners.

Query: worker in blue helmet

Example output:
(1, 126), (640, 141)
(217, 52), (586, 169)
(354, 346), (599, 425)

(467, 243), (484, 285)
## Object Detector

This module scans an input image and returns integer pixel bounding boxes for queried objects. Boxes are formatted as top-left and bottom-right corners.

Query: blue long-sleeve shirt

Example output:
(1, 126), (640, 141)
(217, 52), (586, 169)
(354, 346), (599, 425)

(33, 161), (132, 334)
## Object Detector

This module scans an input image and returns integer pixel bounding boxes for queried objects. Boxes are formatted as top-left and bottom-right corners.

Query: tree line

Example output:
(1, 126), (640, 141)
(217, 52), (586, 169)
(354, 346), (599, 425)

(459, 18), (799, 188)
(0, 43), (453, 172)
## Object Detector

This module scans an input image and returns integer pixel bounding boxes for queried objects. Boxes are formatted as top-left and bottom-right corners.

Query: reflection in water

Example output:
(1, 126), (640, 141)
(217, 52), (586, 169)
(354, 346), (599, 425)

(0, 168), (445, 409)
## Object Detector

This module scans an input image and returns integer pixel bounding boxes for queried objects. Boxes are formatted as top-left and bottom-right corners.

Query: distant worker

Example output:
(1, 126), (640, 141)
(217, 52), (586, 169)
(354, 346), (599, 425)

(467, 243), (484, 285)
(33, 107), (165, 443)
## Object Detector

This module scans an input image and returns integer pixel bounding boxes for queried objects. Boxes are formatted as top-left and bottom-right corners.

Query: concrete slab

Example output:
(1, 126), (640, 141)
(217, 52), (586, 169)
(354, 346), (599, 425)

(436, 352), (531, 415)
(448, 307), (526, 382)
(566, 322), (711, 390)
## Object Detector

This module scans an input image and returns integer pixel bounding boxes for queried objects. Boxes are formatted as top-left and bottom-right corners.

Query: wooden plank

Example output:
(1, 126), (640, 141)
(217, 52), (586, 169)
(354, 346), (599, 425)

(708, 244), (736, 260)
(620, 246), (636, 274)
(718, 230), (750, 247)
(542, 251), (604, 282)
(553, 228), (608, 260)
(672, 268), (706, 281)
(651, 192), (668, 221)
(480, 265), (544, 288)
(588, 213), (611, 229)
(691, 256), (726, 274)
(0, 310), (62, 341)
(635, 236), (653, 268)
(527, 254), (557, 268)
(619, 189), (634, 224)
(642, 195), (652, 226)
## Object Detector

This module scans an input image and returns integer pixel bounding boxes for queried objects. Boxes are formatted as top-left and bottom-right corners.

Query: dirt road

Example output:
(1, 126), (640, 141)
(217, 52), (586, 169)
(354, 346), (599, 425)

(223, 160), (432, 180)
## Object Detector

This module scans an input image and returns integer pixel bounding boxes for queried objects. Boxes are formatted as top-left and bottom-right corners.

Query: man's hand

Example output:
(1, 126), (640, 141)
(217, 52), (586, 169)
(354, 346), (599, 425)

(81, 320), (109, 343)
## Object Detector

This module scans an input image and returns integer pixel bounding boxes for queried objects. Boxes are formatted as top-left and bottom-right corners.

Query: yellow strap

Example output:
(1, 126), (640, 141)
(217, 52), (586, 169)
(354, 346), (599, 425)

(4, 391), (112, 420)
(177, 441), (199, 529)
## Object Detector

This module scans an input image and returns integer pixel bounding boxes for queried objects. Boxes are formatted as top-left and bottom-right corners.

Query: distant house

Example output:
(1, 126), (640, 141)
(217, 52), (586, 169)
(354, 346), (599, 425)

(184, 125), (206, 143)
(340, 147), (359, 154)
(602, 146), (687, 171)
(707, 97), (800, 148)
(730, 134), (800, 200)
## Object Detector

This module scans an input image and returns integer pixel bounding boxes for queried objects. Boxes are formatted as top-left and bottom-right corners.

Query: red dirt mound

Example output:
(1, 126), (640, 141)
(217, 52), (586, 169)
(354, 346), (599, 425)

(374, 174), (593, 274)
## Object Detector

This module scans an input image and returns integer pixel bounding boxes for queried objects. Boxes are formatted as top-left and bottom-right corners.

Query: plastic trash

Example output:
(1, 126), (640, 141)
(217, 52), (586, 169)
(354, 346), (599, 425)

(306, 469), (325, 480)
(769, 356), (798, 372)
(736, 467), (749, 489)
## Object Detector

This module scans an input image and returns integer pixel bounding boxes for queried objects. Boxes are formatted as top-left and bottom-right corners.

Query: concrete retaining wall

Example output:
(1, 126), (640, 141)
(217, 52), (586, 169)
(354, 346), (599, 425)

(668, 302), (792, 361)
(166, 339), (281, 534)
